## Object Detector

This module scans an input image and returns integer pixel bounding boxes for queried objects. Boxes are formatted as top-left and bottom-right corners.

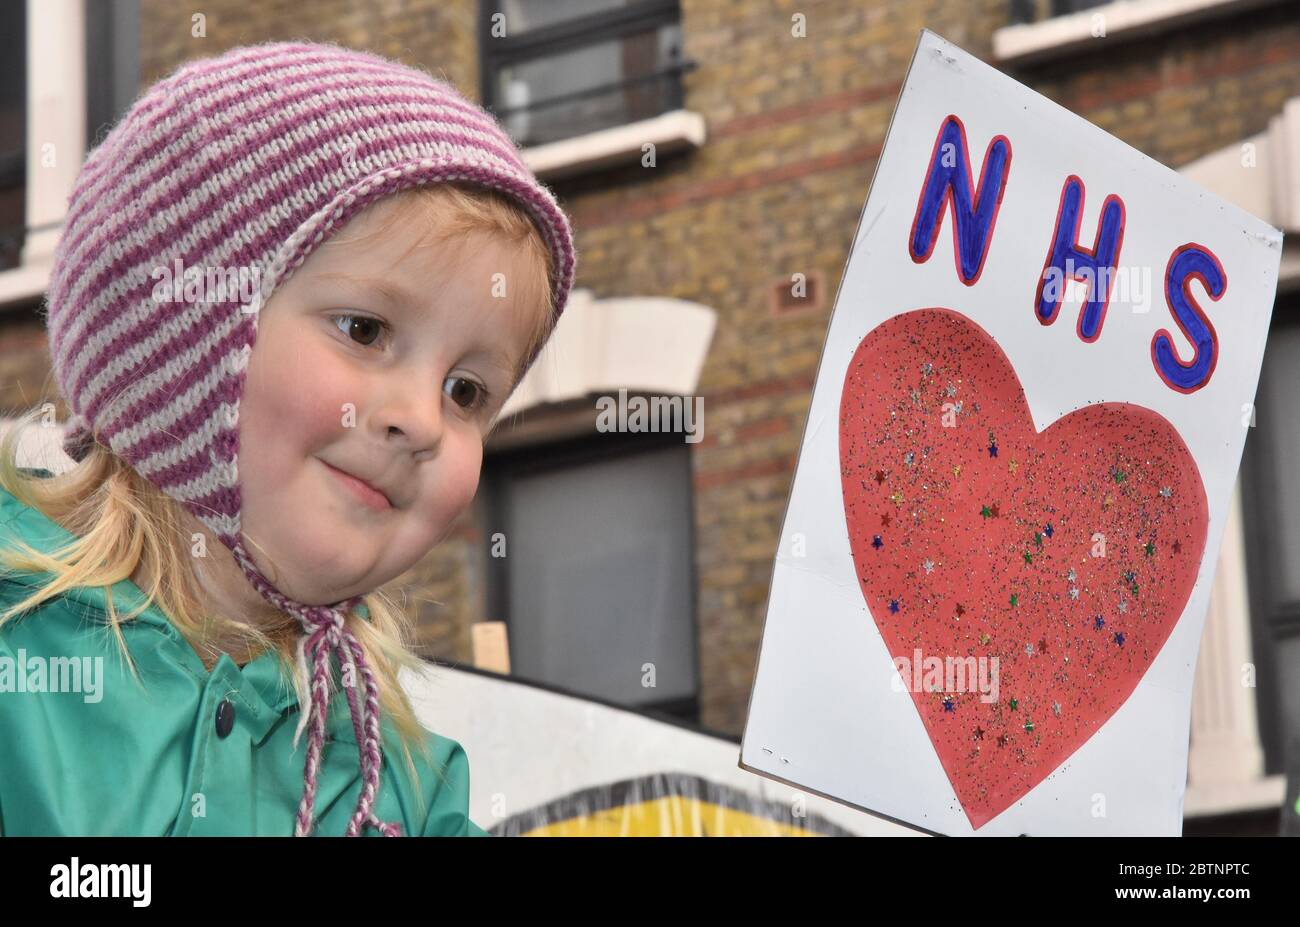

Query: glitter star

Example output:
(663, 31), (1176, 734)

(980, 504), (992, 518)
(923, 558), (935, 574)
(1172, 541), (1181, 554)
(1025, 642), (1035, 656)
(872, 535), (883, 550)
(1009, 698), (1019, 711)
(979, 632), (990, 645)
(889, 599), (900, 614)
(875, 470), (886, 485)
(1112, 467), (1127, 483)
(1069, 587), (1079, 600)
(904, 451), (915, 466)
(1034, 532), (1044, 549)
(1023, 551), (1033, 564)
(990, 504), (1000, 517)
(890, 491), (903, 505)
(1117, 599), (1128, 614)
(1044, 523), (1054, 538)
(1009, 459), (1019, 473)
(942, 697), (955, 713)
(1024, 720), (1035, 733)
(1009, 593), (1018, 607)
(1038, 638), (1048, 654)
(1067, 568), (1077, 583)
(952, 464), (962, 477)
(1114, 631), (1126, 647)
(973, 726), (985, 740)
(1052, 701), (1062, 717)
(1094, 615), (1105, 630)
(1159, 486), (1172, 498)
(881, 513), (891, 527)
(946, 383), (957, 397)
(988, 443), (999, 458)
(955, 603), (966, 617)
(921, 362), (934, 377)
(997, 734), (1009, 748)
(1144, 540), (1155, 556)
(1103, 494), (1114, 509)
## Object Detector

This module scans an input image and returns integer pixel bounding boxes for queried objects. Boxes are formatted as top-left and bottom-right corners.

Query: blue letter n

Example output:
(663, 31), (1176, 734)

(908, 115), (1013, 286)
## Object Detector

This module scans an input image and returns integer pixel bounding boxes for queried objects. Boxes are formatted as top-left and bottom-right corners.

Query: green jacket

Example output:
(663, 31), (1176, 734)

(0, 470), (489, 837)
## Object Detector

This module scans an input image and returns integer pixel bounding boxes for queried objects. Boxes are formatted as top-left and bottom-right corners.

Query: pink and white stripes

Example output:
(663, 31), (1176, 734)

(42, 41), (578, 836)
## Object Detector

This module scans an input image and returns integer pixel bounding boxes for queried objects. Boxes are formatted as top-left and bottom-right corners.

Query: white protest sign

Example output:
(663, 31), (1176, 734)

(739, 30), (1283, 836)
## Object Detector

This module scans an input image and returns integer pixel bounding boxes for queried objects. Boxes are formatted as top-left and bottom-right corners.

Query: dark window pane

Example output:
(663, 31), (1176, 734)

(1241, 303), (1300, 774)
(1051, 0), (1111, 15)
(0, 2), (26, 271)
(1257, 324), (1300, 602)
(495, 23), (682, 144)
(501, 0), (638, 34)
(499, 443), (698, 708)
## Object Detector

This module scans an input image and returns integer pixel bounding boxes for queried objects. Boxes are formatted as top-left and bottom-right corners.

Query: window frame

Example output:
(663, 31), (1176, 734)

(993, 0), (1281, 66)
(476, 0), (692, 148)
(1238, 296), (1300, 775)
(0, 2), (26, 273)
(479, 426), (703, 723)
(1, 0), (138, 305)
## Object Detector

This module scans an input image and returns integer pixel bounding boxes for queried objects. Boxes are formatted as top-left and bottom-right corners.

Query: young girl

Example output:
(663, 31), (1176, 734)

(0, 41), (576, 836)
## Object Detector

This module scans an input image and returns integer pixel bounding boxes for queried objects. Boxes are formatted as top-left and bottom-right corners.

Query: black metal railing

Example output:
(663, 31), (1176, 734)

(480, 0), (692, 148)
(490, 60), (697, 147)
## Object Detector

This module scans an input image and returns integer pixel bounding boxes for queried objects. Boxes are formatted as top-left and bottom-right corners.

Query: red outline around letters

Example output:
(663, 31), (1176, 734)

(1150, 242), (1226, 395)
(1034, 175), (1127, 343)
(908, 114), (1013, 287)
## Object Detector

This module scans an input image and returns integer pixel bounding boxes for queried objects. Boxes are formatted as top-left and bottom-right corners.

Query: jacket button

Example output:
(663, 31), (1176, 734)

(215, 699), (235, 738)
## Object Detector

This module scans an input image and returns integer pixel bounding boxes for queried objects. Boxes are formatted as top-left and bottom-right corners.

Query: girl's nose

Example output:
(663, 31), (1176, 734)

(377, 380), (445, 459)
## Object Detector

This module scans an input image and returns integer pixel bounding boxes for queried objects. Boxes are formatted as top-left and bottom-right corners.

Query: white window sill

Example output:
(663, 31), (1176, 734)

(1184, 774), (1286, 818)
(520, 109), (707, 183)
(491, 286), (717, 444)
(992, 0), (1280, 67)
(0, 256), (52, 309)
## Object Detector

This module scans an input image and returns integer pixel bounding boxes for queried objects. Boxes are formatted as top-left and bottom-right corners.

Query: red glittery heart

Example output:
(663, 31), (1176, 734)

(840, 308), (1209, 830)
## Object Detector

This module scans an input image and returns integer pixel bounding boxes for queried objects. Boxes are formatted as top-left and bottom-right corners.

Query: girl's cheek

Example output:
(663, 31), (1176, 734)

(422, 431), (483, 536)
(270, 342), (358, 441)
(242, 330), (361, 489)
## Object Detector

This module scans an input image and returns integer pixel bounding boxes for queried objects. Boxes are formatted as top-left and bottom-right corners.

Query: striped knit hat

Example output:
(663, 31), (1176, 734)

(43, 41), (576, 836)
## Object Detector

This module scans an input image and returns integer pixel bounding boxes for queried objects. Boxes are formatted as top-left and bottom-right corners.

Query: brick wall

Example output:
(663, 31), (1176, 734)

(138, 0), (480, 102)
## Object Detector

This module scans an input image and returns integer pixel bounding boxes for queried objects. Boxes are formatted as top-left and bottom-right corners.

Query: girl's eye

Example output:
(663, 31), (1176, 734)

(445, 376), (490, 412)
(332, 313), (387, 347)
(332, 313), (490, 414)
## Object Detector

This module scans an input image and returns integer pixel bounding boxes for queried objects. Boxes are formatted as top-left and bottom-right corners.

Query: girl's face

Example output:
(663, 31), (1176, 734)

(236, 195), (544, 606)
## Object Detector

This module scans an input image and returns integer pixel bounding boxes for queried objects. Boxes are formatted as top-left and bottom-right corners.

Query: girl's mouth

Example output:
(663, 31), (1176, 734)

(318, 458), (392, 511)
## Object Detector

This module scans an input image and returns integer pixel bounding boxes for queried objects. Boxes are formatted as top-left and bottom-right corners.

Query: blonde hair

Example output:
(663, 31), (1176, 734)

(0, 182), (558, 815)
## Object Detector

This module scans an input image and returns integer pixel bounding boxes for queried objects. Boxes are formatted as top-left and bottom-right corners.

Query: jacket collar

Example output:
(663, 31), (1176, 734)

(0, 472), (341, 727)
